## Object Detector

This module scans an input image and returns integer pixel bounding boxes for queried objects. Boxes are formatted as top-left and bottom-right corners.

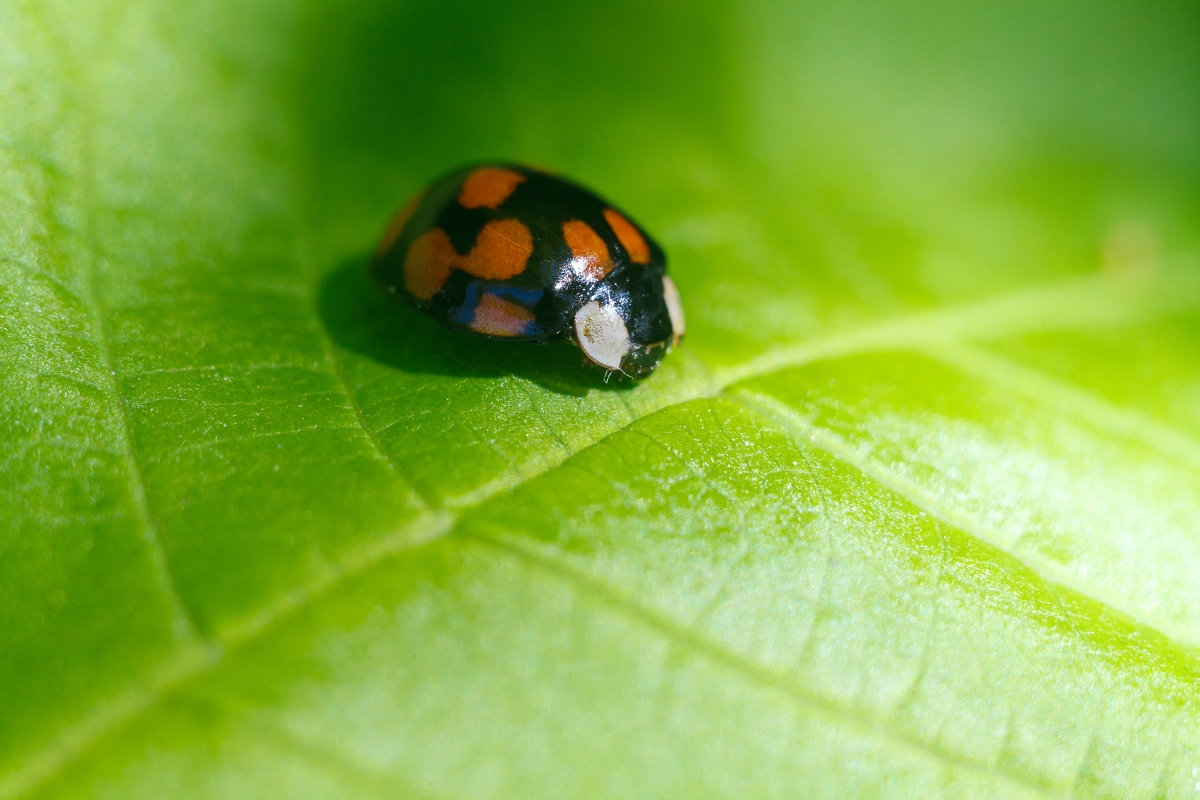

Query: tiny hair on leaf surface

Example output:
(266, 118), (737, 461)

(1, 1), (1199, 799)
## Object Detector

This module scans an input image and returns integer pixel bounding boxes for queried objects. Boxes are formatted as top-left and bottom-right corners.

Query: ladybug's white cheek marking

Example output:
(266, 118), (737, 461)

(662, 276), (686, 343)
(574, 300), (631, 371)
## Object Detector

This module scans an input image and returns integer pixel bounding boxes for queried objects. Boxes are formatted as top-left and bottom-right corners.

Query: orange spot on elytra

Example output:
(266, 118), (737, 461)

(458, 167), (526, 209)
(604, 208), (650, 264)
(562, 220), (613, 280)
(376, 191), (424, 257)
(460, 218), (533, 280)
(470, 293), (536, 337)
(403, 227), (458, 300)
(403, 219), (533, 300)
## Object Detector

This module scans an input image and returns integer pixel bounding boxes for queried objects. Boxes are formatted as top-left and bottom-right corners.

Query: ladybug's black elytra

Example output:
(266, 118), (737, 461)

(371, 164), (685, 379)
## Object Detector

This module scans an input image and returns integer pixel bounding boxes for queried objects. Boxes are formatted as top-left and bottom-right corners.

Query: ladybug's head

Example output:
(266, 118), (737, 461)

(572, 266), (685, 380)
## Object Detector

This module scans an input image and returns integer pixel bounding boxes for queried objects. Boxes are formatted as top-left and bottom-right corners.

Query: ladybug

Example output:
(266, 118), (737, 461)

(371, 164), (685, 380)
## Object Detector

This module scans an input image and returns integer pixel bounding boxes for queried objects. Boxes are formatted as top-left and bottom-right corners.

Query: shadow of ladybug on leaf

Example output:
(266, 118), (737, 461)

(318, 256), (620, 397)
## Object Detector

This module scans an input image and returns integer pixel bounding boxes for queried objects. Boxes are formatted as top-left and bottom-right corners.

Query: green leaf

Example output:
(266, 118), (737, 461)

(2, 0), (1199, 797)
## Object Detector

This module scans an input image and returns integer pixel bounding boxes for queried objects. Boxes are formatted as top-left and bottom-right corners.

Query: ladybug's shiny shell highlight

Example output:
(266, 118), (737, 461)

(371, 164), (684, 379)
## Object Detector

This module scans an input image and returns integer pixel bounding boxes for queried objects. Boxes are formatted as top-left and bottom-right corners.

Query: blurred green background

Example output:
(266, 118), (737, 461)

(2, 0), (1199, 797)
